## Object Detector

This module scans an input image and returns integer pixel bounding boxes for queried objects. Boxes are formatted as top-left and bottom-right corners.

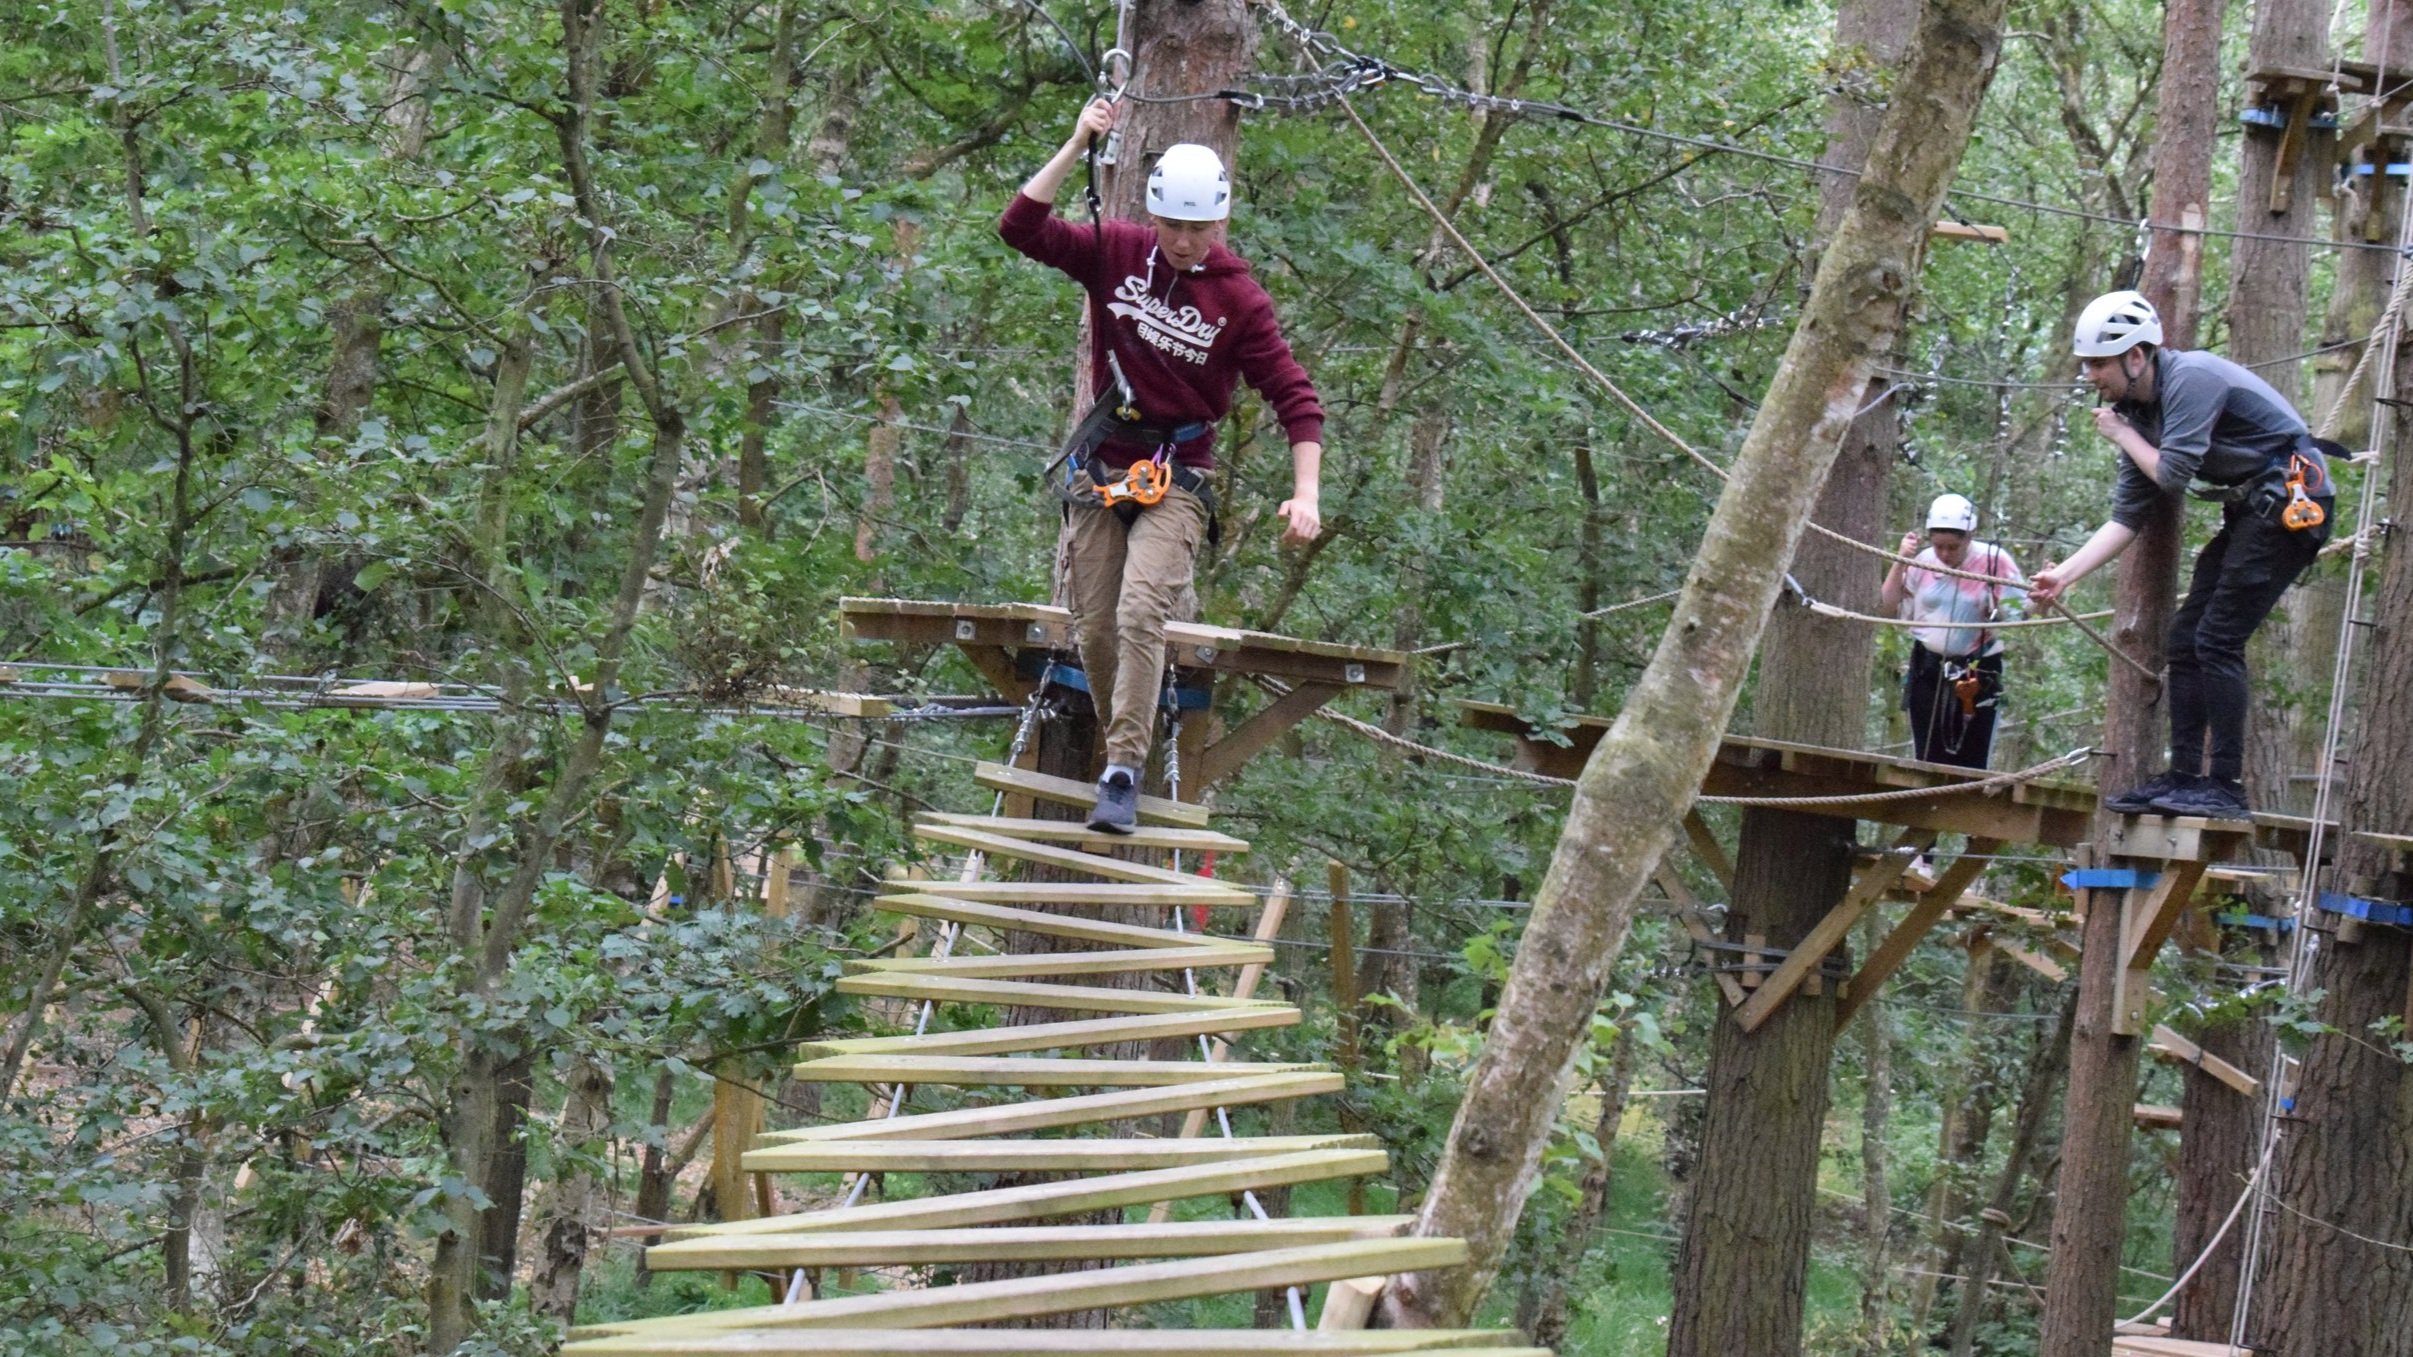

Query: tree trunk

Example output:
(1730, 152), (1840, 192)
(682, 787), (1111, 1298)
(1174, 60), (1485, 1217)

(2248, 215), (2413, 1357)
(1907, 937), (2018, 1337)
(1854, 914), (1899, 1357)
(2034, 0), (2217, 1347)
(473, 1044), (538, 1304)
(1663, 0), (1909, 1346)
(530, 1053), (614, 1323)
(1946, 990), (2076, 1356)
(1528, 1021), (1640, 1350)
(1376, 0), (2012, 1326)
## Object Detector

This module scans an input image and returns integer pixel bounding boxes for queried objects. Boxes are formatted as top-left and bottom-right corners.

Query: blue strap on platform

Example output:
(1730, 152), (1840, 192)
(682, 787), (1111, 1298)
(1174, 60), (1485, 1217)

(2062, 868), (2161, 890)
(1040, 662), (1211, 711)
(2314, 891), (2413, 927)
(2214, 910), (2297, 933)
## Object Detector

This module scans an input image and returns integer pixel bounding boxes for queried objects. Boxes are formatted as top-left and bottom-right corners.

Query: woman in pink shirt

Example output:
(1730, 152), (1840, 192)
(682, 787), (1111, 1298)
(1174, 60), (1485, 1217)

(1880, 494), (2028, 769)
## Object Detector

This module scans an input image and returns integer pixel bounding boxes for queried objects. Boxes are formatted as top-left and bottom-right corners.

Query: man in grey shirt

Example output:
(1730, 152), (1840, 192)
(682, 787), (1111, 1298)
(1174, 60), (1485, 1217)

(2030, 290), (2335, 820)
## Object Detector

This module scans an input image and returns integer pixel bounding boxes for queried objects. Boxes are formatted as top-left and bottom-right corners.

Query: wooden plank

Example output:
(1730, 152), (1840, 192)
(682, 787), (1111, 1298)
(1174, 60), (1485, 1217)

(743, 1134), (1380, 1174)
(1838, 839), (2002, 1027)
(913, 823), (1233, 887)
(975, 761), (1212, 827)
(1162, 621), (1408, 690)
(649, 1148), (1391, 1245)
(1998, 940), (2068, 982)
(1195, 681), (1345, 789)
(607, 1217), (1418, 1270)
(2116, 860), (2212, 1036)
(563, 1330), (1529, 1356)
(2110, 1337), (2247, 1356)
(756, 1072), (1343, 1145)
(2146, 1024), (2262, 1097)
(797, 1006), (1301, 1060)
(591, 1237), (1467, 1337)
(1735, 829), (1935, 1033)
(787, 1054), (1327, 1087)
(834, 972), (1285, 1014)
(849, 943), (1274, 979)
(1653, 865), (1745, 1007)
(870, 892), (1204, 949)
(900, 879), (1254, 907)
(2133, 1103), (2184, 1130)
(917, 813), (1249, 854)
(1681, 812), (1735, 893)
(1929, 220), (2009, 243)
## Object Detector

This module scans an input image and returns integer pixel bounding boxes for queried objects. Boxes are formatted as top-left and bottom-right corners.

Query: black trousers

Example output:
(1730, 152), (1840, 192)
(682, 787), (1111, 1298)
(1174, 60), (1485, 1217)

(2167, 494), (2332, 783)
(1905, 647), (2004, 770)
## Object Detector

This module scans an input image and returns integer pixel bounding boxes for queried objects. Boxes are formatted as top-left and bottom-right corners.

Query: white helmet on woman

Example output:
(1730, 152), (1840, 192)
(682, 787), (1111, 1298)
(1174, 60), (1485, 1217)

(1146, 144), (1230, 222)
(2073, 290), (2163, 357)
(1927, 493), (1978, 534)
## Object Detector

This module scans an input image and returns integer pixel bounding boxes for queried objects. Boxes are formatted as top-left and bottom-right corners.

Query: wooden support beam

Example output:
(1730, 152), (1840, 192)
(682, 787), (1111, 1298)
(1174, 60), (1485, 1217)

(974, 761), (1213, 827)
(755, 1072), (1343, 1145)
(1838, 838), (2002, 1027)
(596, 1217), (1419, 1270)
(786, 1054), (1327, 1088)
(2145, 1024), (2261, 1097)
(916, 813), (1250, 854)
(743, 1135), (1379, 1174)
(564, 1329), (1536, 1356)
(587, 1238), (1468, 1339)
(2114, 859), (2211, 1036)
(1653, 864), (1745, 1007)
(848, 943), (1273, 979)
(797, 1006), (1301, 1060)
(1734, 828), (1936, 1033)
(834, 972), (1287, 1015)
(649, 1148), (1391, 1244)
(1318, 1276), (1388, 1331)
(2272, 82), (2323, 213)
(1194, 681), (1345, 789)
(1681, 811), (1736, 892)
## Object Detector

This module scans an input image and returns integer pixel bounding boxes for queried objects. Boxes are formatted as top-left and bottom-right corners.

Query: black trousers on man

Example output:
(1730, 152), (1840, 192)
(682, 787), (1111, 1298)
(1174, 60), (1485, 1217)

(1905, 647), (2004, 770)
(2166, 494), (2332, 784)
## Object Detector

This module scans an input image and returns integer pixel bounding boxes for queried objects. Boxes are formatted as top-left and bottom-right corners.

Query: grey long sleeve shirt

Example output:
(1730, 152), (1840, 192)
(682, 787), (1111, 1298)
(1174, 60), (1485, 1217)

(2106, 349), (2314, 530)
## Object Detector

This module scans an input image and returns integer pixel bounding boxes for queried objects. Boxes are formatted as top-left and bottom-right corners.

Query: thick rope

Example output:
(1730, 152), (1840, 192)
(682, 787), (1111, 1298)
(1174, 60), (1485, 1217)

(1329, 94), (2160, 681)
(1261, 676), (2098, 807)
(2314, 246), (2413, 438)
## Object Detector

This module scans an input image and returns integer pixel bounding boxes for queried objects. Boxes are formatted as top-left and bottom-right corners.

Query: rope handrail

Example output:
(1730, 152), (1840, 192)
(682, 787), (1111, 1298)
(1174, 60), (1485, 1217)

(1258, 675), (2099, 808)
(1326, 92), (2164, 682)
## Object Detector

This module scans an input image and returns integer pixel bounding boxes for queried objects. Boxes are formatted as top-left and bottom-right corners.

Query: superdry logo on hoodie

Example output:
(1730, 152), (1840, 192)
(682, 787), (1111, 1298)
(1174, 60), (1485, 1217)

(1108, 273), (1227, 366)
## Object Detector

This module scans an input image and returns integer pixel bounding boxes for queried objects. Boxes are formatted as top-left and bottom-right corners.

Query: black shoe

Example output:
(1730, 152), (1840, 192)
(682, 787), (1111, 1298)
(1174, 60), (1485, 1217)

(2105, 770), (2189, 815)
(1088, 771), (1138, 834)
(2150, 775), (2253, 821)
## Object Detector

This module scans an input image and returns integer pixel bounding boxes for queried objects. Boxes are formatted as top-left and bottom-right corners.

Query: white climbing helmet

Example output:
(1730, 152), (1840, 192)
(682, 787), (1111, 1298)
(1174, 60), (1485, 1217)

(1927, 493), (1979, 534)
(1146, 143), (1230, 222)
(2073, 289), (2164, 357)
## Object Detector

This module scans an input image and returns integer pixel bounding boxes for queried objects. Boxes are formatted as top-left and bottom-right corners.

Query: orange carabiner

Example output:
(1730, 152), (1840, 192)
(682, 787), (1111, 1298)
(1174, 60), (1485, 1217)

(2281, 454), (2326, 532)
(1097, 459), (1171, 508)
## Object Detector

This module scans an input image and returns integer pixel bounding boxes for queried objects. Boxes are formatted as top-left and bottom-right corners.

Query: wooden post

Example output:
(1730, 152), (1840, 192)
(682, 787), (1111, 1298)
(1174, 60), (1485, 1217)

(1327, 861), (1363, 1215)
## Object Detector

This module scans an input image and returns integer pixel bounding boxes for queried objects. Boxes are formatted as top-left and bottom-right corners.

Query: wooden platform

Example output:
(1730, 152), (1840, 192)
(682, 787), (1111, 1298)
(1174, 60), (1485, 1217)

(569, 760), (1549, 1354)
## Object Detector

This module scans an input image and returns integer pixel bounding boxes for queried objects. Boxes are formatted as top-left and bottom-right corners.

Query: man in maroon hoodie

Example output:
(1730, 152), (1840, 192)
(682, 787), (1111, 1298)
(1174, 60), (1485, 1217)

(1001, 97), (1326, 832)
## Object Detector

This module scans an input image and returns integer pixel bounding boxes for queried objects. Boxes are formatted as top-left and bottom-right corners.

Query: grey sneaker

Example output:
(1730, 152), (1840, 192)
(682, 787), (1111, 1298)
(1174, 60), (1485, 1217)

(1088, 770), (1138, 834)
(2105, 770), (2189, 815)
(2150, 775), (2252, 822)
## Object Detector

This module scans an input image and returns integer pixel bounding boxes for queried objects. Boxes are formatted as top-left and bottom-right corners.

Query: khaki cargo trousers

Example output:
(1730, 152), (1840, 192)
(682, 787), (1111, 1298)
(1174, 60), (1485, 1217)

(1056, 478), (1209, 773)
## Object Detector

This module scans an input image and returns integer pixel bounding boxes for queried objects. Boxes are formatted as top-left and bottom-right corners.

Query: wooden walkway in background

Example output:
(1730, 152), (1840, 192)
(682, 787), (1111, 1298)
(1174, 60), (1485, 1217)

(566, 761), (1551, 1355)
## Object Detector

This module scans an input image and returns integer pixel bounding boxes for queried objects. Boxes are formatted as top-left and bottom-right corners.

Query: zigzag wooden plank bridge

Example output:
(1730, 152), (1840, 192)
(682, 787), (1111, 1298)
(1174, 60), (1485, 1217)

(568, 606), (1548, 1355)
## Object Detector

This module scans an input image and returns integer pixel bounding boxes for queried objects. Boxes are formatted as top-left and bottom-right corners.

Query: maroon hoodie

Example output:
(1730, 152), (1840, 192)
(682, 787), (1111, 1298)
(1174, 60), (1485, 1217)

(999, 191), (1324, 471)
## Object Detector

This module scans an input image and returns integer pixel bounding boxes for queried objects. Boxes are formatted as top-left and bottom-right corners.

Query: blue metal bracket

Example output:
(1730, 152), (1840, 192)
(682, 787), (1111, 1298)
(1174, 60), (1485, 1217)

(2315, 891), (2413, 927)
(2063, 868), (2162, 891)
(2351, 162), (2413, 178)
(2241, 106), (2340, 130)
(1039, 662), (1210, 711)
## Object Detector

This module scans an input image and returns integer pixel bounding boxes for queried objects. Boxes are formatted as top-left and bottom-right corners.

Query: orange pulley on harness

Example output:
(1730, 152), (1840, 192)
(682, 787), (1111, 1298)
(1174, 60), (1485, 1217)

(1096, 458), (1172, 508)
(2281, 453), (2326, 532)
(1952, 666), (1983, 718)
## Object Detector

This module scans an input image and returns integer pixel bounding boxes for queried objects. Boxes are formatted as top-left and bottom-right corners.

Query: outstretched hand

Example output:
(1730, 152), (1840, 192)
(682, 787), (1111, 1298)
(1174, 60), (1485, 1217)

(1278, 496), (1321, 545)
(2029, 565), (2068, 606)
